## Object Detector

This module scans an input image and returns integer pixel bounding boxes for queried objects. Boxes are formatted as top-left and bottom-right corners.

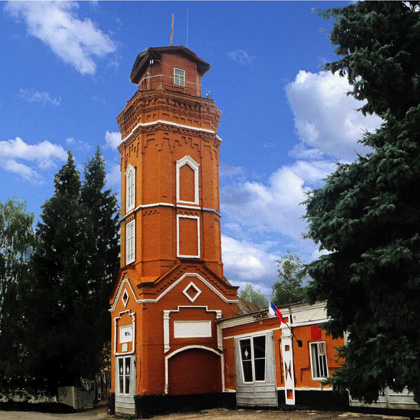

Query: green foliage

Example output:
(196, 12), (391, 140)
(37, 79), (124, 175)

(272, 250), (307, 307)
(0, 198), (35, 378)
(22, 149), (119, 389)
(239, 283), (268, 308)
(305, 1), (420, 404)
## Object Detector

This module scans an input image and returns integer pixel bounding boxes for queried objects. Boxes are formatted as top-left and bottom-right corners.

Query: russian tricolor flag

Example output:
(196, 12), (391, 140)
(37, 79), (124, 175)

(269, 301), (286, 324)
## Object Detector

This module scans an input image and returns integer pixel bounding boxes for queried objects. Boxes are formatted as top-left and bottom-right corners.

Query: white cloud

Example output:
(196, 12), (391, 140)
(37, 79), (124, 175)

(5, 1), (116, 75)
(221, 160), (333, 241)
(219, 162), (244, 178)
(2, 159), (42, 184)
(19, 89), (61, 106)
(222, 234), (278, 292)
(228, 49), (254, 66)
(286, 70), (382, 161)
(104, 131), (121, 149)
(0, 137), (67, 182)
(66, 137), (92, 152)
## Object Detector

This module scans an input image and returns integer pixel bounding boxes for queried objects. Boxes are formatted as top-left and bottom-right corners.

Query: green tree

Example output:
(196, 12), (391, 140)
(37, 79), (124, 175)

(0, 198), (35, 378)
(272, 250), (307, 307)
(25, 151), (88, 388)
(304, 1), (420, 404)
(23, 149), (119, 390)
(239, 283), (268, 308)
(79, 147), (119, 373)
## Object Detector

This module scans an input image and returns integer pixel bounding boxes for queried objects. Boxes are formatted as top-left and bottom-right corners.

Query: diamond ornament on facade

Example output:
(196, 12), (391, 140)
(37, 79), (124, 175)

(182, 281), (202, 302)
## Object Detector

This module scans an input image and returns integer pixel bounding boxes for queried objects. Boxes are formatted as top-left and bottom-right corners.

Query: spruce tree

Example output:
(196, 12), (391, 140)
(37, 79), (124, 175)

(80, 147), (119, 373)
(304, 1), (420, 403)
(25, 151), (88, 388)
(24, 149), (120, 389)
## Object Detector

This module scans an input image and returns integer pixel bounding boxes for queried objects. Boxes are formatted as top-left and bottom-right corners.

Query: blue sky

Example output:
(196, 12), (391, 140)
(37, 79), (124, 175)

(0, 1), (381, 295)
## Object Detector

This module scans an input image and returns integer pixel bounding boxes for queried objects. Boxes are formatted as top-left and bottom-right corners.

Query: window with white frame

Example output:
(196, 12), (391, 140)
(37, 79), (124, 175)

(174, 68), (185, 86)
(118, 356), (131, 395)
(126, 220), (135, 265)
(126, 165), (135, 212)
(239, 335), (266, 383)
(310, 341), (329, 379)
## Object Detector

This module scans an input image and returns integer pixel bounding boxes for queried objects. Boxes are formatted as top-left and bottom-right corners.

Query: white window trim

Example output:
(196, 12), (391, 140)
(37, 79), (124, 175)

(176, 214), (200, 258)
(126, 220), (135, 265)
(309, 341), (329, 380)
(239, 334), (267, 384)
(125, 164), (136, 213)
(176, 155), (199, 205)
(174, 68), (185, 86)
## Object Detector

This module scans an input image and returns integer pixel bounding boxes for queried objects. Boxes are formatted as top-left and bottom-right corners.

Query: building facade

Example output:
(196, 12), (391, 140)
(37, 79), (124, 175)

(109, 46), (347, 418)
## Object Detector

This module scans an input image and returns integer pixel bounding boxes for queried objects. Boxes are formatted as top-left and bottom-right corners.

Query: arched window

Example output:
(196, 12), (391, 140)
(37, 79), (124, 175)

(176, 156), (199, 205)
(126, 164), (136, 212)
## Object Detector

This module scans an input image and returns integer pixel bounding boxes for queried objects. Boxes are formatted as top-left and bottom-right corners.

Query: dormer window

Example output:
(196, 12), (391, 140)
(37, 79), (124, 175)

(174, 68), (185, 86)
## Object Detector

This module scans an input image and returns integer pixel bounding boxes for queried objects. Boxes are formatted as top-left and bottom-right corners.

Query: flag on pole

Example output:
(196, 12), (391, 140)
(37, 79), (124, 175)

(269, 301), (286, 323)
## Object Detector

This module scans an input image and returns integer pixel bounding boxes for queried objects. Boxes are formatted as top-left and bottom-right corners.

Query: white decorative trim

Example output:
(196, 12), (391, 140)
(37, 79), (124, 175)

(114, 310), (136, 356)
(110, 274), (238, 312)
(177, 214), (200, 258)
(182, 282), (202, 302)
(163, 305), (222, 354)
(164, 345), (222, 394)
(174, 321), (212, 338)
(176, 155), (200, 206)
(122, 120), (216, 144)
(177, 204), (201, 210)
(120, 204), (220, 222)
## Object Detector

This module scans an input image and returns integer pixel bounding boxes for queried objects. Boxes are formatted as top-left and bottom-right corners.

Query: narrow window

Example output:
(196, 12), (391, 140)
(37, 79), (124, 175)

(253, 335), (266, 381)
(126, 220), (135, 265)
(174, 68), (185, 86)
(310, 342), (328, 379)
(239, 335), (266, 383)
(118, 357), (131, 395)
(126, 165), (135, 212)
(240, 339), (253, 382)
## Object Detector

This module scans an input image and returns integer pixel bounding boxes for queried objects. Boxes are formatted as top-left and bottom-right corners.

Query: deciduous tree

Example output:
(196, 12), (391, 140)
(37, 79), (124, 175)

(304, 1), (420, 403)
(239, 283), (268, 308)
(272, 250), (307, 307)
(0, 198), (35, 378)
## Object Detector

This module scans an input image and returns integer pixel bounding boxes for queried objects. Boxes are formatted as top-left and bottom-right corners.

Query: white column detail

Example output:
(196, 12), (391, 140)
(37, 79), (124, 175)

(163, 310), (171, 353)
(281, 327), (296, 405)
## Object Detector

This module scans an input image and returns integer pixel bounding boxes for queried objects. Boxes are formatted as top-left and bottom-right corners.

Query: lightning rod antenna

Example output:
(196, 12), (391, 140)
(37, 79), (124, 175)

(170, 14), (174, 46)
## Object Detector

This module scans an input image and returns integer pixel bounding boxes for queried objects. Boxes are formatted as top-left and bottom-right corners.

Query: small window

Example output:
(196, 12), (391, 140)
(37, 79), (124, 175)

(174, 68), (185, 86)
(310, 342), (329, 379)
(126, 220), (135, 265)
(126, 165), (135, 212)
(239, 335), (266, 383)
(118, 357), (131, 395)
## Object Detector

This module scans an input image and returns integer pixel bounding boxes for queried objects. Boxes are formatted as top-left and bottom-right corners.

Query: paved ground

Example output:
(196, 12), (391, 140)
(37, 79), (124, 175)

(0, 407), (412, 420)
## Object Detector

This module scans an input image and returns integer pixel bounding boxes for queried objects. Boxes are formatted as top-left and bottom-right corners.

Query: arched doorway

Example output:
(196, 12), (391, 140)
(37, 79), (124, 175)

(167, 347), (222, 395)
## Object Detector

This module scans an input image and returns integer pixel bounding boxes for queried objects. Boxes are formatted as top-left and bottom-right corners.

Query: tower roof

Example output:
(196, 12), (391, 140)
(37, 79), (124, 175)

(129, 46), (211, 84)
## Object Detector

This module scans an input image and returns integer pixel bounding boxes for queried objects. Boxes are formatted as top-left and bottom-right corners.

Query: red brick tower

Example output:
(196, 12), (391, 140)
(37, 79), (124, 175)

(109, 46), (238, 417)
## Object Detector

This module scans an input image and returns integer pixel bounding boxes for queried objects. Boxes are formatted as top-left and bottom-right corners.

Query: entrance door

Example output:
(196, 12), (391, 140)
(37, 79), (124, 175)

(115, 356), (136, 415)
(235, 331), (278, 407)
